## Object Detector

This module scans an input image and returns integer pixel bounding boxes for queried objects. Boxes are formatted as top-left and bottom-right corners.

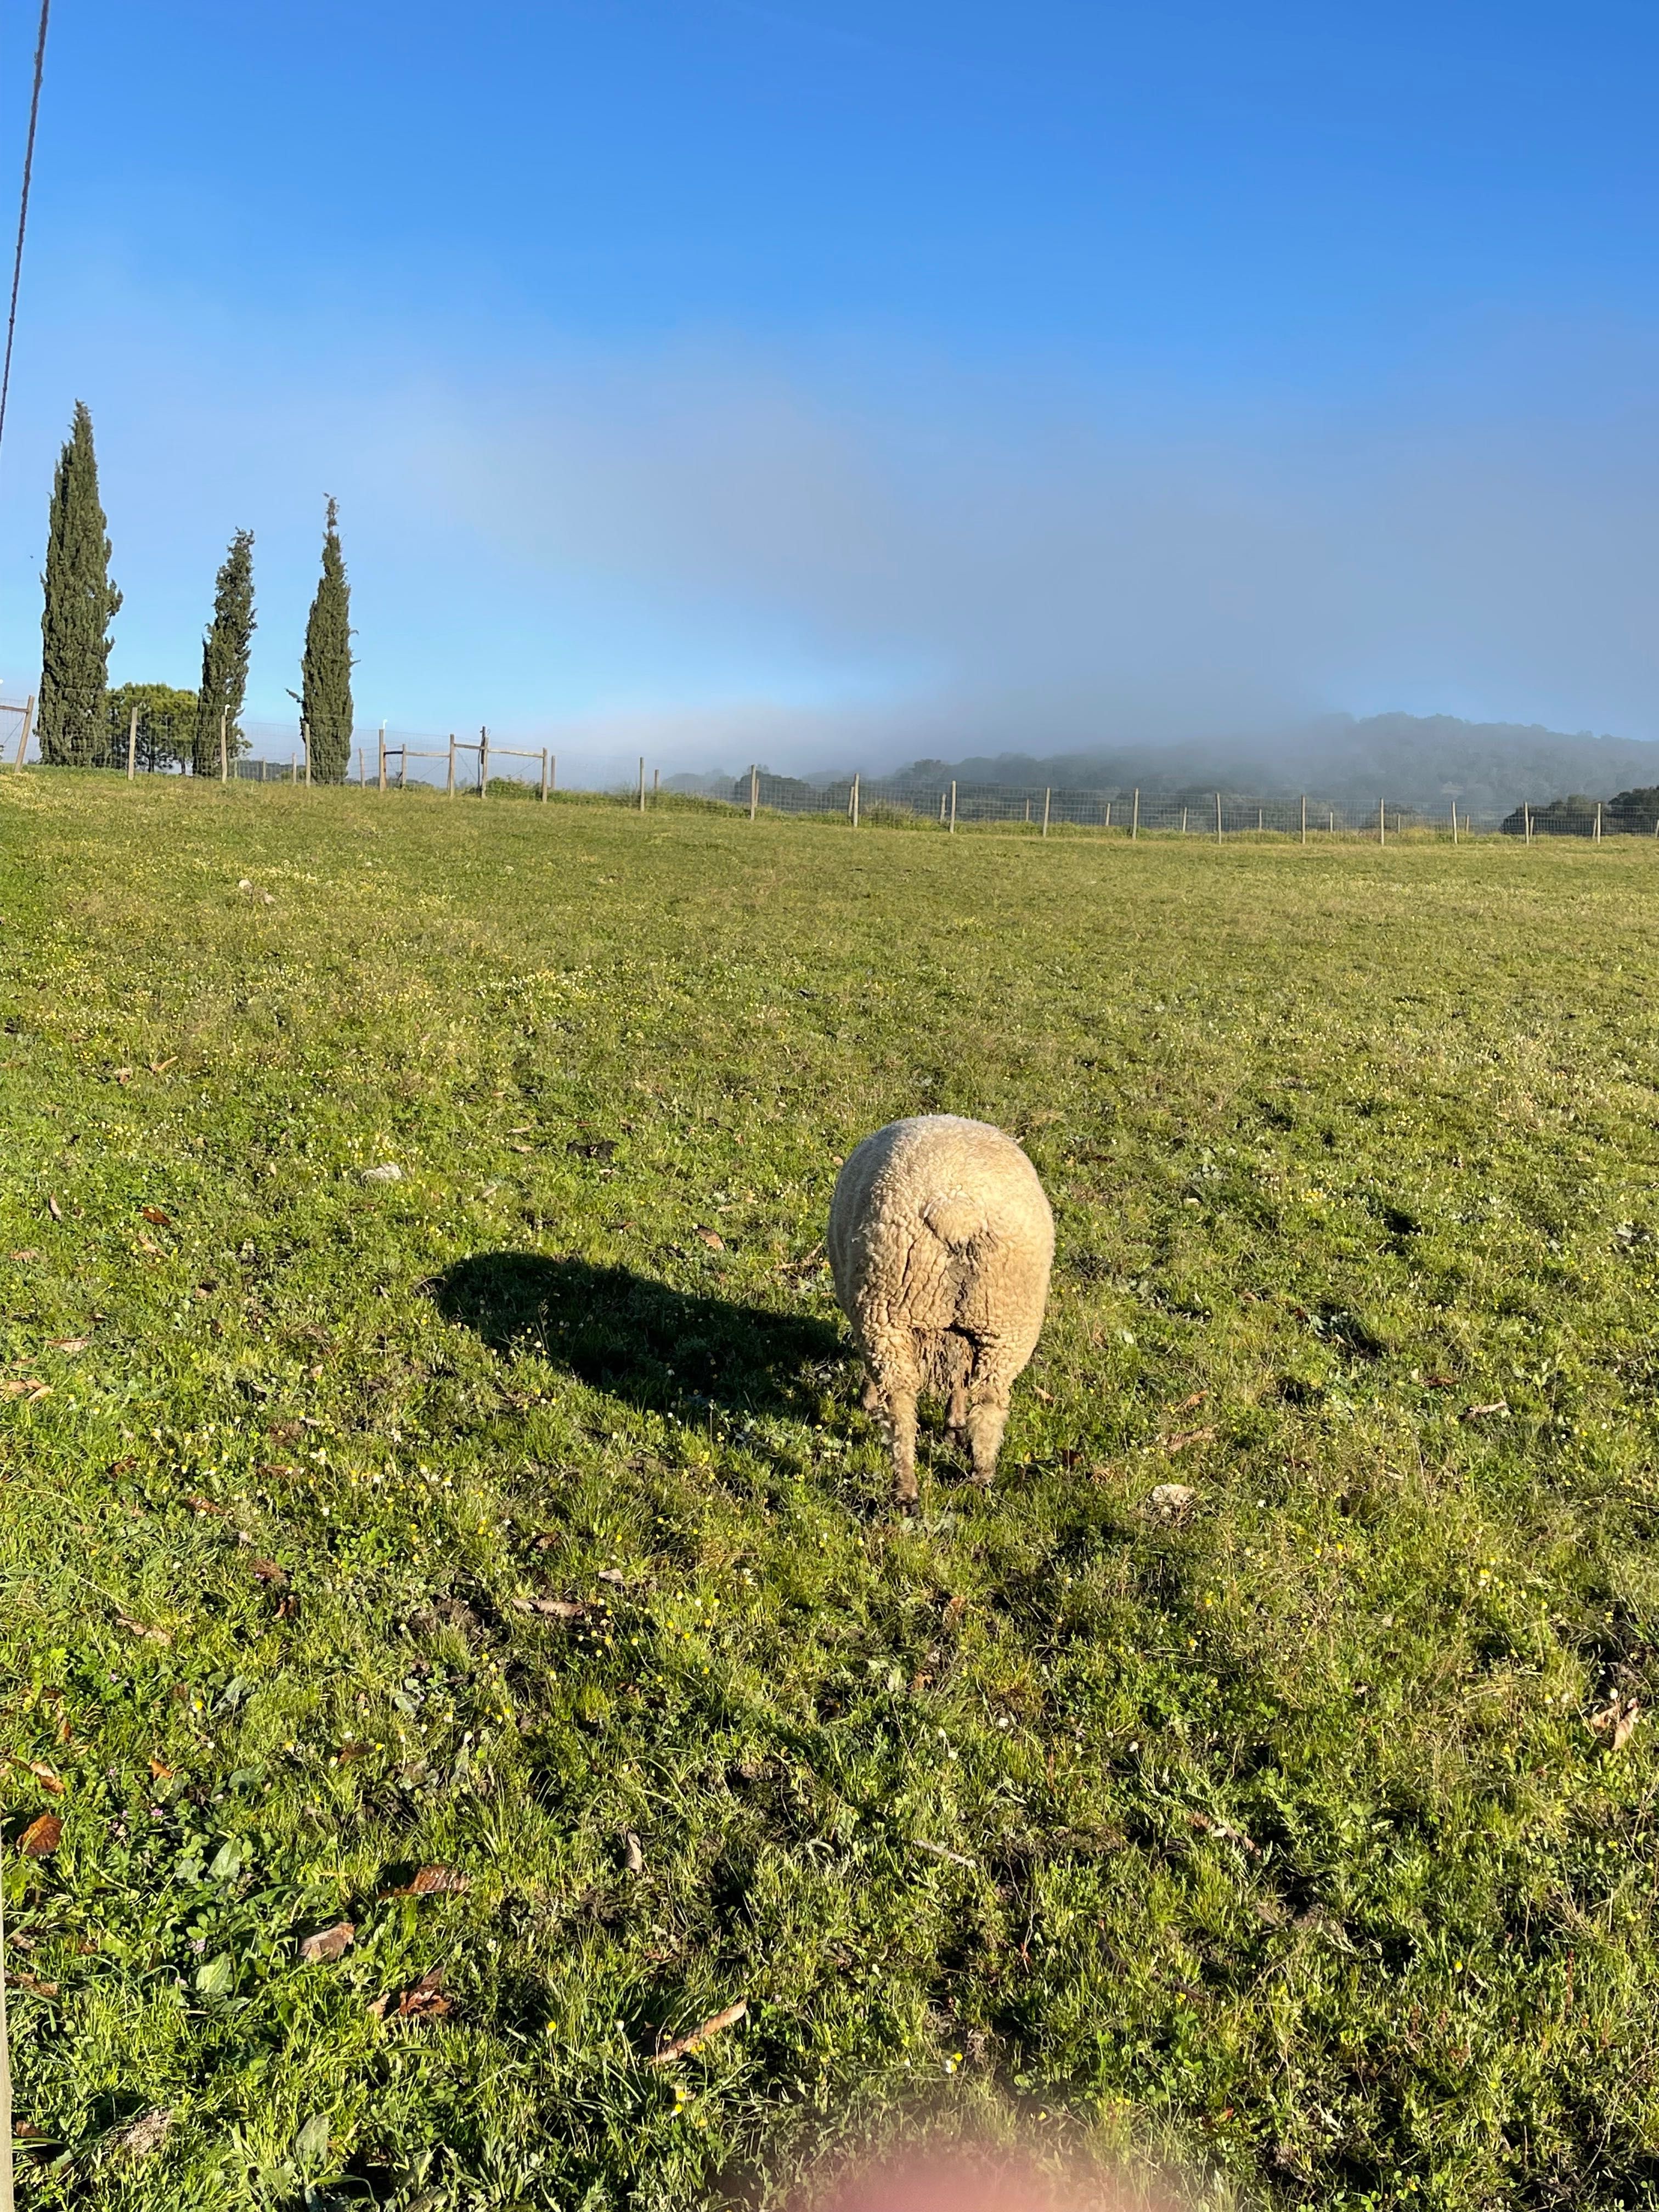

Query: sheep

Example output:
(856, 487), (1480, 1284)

(828, 1114), (1054, 1506)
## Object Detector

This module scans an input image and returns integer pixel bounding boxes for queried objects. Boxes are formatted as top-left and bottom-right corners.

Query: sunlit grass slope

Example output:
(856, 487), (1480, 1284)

(3, 775), (1658, 2210)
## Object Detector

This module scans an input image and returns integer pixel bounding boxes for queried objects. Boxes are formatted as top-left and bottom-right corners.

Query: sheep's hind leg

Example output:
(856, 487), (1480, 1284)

(884, 1384), (921, 1511)
(945, 1333), (971, 1444)
(964, 1345), (1014, 1488)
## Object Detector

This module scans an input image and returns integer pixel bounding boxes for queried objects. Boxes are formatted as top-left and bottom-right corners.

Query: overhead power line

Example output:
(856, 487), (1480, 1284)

(0, 0), (52, 482)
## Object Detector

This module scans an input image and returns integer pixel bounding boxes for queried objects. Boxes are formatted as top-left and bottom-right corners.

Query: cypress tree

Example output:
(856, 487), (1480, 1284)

(300, 496), (353, 782)
(193, 529), (256, 775)
(38, 400), (122, 765)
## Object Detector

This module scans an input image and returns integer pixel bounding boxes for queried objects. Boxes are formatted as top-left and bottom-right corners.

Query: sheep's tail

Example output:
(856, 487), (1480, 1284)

(921, 1192), (986, 1251)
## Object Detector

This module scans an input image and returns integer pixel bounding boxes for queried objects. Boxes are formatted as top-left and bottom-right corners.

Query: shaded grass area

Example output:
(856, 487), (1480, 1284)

(3, 774), (1658, 2210)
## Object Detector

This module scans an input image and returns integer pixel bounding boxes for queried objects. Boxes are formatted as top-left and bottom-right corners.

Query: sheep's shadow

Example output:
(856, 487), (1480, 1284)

(428, 1252), (845, 1420)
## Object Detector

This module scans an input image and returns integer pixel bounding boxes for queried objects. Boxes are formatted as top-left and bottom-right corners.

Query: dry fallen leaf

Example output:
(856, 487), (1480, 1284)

(10, 1968), (59, 1996)
(46, 1195), (63, 1221)
(1142, 1482), (1197, 1523)
(648, 1997), (748, 2066)
(47, 1336), (90, 1355)
(391, 1863), (471, 1898)
(250, 1558), (287, 1585)
(507, 1142), (533, 1154)
(298, 1920), (356, 1963)
(140, 1206), (172, 1227)
(148, 1057), (177, 1075)
(115, 1613), (172, 1645)
(396, 1966), (451, 2018)
(25, 1761), (65, 1795)
(148, 1756), (176, 1782)
(137, 1234), (163, 1257)
(18, 1812), (63, 1856)
(1160, 1426), (1216, 1454)
(184, 1494), (224, 1515)
(10, 1248), (38, 1261)
(115, 2109), (172, 2158)
(1589, 1696), (1641, 1753)
(1424, 1373), (1456, 1389)
(1174, 1390), (1209, 1412)
(697, 1227), (725, 1250)
(114, 1067), (134, 1084)
(512, 1596), (589, 1620)
(1032, 1385), (1054, 1404)
(623, 1831), (645, 1873)
(1461, 1401), (1510, 1421)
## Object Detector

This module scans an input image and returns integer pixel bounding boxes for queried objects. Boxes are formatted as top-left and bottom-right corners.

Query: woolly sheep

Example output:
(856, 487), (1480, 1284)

(828, 1114), (1054, 1507)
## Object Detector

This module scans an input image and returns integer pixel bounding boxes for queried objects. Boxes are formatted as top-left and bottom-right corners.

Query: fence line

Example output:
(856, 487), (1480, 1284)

(5, 704), (1659, 840)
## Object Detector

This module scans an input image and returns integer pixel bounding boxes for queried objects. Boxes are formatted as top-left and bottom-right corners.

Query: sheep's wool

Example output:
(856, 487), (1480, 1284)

(828, 1114), (1054, 1505)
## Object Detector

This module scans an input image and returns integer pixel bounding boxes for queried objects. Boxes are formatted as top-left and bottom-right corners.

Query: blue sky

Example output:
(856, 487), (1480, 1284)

(1, 1), (1655, 777)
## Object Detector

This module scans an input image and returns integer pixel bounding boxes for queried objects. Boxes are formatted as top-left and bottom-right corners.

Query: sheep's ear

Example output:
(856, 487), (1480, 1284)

(922, 1194), (984, 1250)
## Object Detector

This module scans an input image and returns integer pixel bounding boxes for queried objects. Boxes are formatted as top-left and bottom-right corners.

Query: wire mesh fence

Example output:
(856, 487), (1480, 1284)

(4, 697), (1659, 840)
(715, 770), (1508, 838)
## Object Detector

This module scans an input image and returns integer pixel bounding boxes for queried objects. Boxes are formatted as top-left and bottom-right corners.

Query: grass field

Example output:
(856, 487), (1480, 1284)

(4, 775), (1659, 2212)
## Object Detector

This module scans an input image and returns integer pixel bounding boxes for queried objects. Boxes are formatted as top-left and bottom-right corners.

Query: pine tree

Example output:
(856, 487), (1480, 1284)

(38, 401), (122, 765)
(300, 496), (353, 782)
(193, 530), (256, 775)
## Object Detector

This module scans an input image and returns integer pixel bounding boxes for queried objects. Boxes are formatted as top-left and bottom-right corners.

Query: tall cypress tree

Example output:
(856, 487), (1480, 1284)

(193, 530), (256, 775)
(300, 496), (353, 782)
(38, 401), (122, 765)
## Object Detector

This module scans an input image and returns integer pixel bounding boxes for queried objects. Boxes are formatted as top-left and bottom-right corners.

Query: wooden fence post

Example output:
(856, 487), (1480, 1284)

(1301, 793), (1307, 844)
(398, 747), (407, 791)
(303, 724), (312, 786)
(1451, 800), (1458, 845)
(480, 729), (489, 795)
(1378, 798), (1385, 848)
(1104, 801), (1111, 829)
(357, 746), (365, 786)
(379, 729), (387, 791)
(540, 748), (550, 802)
(638, 756), (646, 812)
(1041, 787), (1051, 838)
(1595, 800), (1603, 843)
(1215, 791), (1222, 843)
(447, 736), (455, 796)
(126, 704), (138, 780)
(949, 780), (957, 834)
(219, 710), (228, 782)
(748, 765), (758, 821)
(2, 1873), (13, 2212)
(1524, 802), (1532, 845)
(851, 772), (860, 828)
(1181, 807), (1187, 835)
(1257, 806), (1263, 834)
(549, 754), (557, 796)
(14, 692), (33, 771)
(1132, 788), (1140, 840)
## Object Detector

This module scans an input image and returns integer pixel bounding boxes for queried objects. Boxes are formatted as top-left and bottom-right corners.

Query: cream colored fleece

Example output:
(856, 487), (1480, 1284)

(828, 1114), (1054, 1505)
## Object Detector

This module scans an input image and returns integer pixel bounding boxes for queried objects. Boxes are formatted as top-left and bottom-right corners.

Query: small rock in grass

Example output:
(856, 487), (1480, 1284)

(623, 1831), (644, 1873)
(116, 2109), (172, 2159)
(362, 1164), (403, 1183)
(1142, 1482), (1196, 1523)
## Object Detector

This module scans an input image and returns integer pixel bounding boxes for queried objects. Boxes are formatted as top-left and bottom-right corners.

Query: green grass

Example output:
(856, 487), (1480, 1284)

(4, 774), (1659, 2211)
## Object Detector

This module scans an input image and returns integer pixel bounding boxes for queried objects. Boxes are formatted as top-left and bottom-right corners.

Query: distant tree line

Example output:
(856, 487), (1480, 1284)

(1499, 789), (1659, 834)
(33, 402), (355, 780)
